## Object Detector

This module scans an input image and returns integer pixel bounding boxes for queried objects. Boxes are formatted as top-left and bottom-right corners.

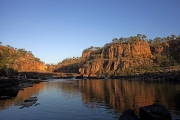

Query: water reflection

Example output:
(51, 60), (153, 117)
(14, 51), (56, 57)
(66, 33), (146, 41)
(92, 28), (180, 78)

(0, 82), (46, 110)
(79, 80), (180, 116)
(1, 79), (180, 118)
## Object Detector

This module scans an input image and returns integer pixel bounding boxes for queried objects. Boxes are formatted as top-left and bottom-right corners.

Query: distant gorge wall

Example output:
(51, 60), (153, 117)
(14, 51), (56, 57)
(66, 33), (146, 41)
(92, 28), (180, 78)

(44, 39), (180, 74)
(78, 40), (152, 75)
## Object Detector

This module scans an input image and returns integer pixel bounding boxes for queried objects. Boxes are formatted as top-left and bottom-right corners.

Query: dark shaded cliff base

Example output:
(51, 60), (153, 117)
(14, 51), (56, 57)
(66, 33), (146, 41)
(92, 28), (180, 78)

(119, 104), (172, 120)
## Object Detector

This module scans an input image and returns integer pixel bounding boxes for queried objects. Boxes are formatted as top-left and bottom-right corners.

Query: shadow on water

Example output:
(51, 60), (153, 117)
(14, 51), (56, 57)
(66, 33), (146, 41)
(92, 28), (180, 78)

(0, 90), (18, 98)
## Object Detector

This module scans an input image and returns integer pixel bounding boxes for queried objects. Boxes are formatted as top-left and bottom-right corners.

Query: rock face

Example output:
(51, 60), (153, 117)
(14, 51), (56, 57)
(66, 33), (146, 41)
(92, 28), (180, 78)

(82, 50), (95, 58)
(131, 41), (152, 58)
(150, 40), (180, 55)
(46, 39), (180, 75)
(101, 41), (152, 59)
(0, 45), (46, 71)
(79, 40), (152, 75)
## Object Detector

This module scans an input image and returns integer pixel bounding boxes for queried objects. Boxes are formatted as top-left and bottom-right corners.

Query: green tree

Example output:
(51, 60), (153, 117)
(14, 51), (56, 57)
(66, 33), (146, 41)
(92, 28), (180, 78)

(112, 38), (118, 43)
(171, 34), (176, 40)
(137, 34), (142, 39)
(142, 34), (147, 40)
(119, 37), (124, 43)
(154, 37), (161, 43)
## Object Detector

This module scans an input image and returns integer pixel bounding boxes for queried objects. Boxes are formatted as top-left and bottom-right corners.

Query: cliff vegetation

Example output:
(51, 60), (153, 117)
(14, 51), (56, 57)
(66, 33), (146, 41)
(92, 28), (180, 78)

(52, 34), (180, 77)
(0, 43), (46, 75)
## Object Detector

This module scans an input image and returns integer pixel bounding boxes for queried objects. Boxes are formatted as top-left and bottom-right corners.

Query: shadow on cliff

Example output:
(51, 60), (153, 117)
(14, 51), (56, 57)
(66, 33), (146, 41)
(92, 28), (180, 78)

(53, 63), (79, 73)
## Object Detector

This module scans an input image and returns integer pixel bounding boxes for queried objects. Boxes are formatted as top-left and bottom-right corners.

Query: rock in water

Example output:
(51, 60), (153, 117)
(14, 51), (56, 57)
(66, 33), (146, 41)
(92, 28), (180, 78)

(24, 97), (37, 102)
(119, 109), (139, 120)
(139, 104), (172, 120)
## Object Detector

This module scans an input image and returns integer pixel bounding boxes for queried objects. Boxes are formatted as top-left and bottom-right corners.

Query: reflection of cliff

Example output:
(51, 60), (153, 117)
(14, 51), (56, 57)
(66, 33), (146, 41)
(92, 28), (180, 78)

(0, 82), (46, 110)
(79, 80), (180, 115)
(46, 80), (80, 95)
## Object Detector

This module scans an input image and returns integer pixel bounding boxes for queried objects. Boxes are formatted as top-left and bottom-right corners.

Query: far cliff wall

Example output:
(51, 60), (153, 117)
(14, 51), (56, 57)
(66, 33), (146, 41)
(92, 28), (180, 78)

(79, 40), (152, 75)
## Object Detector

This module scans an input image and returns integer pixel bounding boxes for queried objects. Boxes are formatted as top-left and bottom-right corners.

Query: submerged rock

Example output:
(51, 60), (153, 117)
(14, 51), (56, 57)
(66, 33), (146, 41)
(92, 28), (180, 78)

(24, 97), (37, 102)
(19, 97), (38, 109)
(0, 96), (11, 100)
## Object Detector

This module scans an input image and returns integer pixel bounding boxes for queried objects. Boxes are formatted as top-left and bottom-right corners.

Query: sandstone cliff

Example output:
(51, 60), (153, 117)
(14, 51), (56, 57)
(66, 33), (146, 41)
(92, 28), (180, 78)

(0, 45), (46, 71)
(79, 40), (153, 75)
(82, 49), (95, 58)
(150, 40), (180, 56)
(47, 38), (180, 76)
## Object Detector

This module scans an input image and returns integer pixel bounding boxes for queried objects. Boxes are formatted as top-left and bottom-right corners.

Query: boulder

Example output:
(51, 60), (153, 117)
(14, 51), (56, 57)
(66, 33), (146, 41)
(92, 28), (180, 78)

(0, 79), (19, 91)
(119, 109), (139, 120)
(139, 104), (172, 120)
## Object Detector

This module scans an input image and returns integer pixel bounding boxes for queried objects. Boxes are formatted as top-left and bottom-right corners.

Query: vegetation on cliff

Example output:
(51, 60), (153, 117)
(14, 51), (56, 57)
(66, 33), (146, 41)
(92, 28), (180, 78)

(53, 34), (180, 77)
(1, 34), (180, 77)
(0, 43), (46, 74)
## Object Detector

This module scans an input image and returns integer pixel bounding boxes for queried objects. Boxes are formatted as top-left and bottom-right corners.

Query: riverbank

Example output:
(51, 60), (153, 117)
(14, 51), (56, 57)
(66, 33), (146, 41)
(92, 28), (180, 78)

(18, 69), (180, 82)
(0, 78), (48, 100)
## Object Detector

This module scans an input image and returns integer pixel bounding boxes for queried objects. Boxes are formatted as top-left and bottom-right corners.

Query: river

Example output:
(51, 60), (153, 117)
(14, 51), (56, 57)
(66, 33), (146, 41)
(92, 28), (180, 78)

(0, 79), (180, 120)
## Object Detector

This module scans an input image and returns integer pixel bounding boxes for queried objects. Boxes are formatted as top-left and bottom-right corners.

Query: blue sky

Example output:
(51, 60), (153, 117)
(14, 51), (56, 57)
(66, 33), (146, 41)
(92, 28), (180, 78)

(1, 0), (180, 64)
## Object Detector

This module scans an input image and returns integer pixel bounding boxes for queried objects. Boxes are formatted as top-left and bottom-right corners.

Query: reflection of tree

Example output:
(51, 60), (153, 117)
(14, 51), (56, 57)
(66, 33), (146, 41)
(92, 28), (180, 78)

(79, 80), (180, 116)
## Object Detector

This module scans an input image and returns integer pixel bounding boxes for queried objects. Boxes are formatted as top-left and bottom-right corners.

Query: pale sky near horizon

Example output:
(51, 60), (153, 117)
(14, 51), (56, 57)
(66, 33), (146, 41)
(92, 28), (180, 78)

(1, 0), (180, 64)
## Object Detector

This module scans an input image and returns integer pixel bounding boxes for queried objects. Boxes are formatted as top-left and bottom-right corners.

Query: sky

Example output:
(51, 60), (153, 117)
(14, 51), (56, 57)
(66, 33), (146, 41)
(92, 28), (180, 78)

(0, 0), (180, 64)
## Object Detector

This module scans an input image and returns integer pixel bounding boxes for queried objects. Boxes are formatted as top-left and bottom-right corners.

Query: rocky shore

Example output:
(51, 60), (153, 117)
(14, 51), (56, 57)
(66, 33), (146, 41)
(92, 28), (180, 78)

(0, 78), (47, 100)
(119, 104), (172, 120)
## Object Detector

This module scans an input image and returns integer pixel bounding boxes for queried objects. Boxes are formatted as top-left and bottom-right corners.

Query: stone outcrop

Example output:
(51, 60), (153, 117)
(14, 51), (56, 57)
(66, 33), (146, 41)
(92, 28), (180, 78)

(0, 45), (46, 71)
(131, 41), (152, 58)
(119, 104), (172, 120)
(82, 49), (95, 58)
(79, 40), (153, 75)
(140, 104), (172, 120)
(150, 40), (180, 55)
(101, 41), (152, 59)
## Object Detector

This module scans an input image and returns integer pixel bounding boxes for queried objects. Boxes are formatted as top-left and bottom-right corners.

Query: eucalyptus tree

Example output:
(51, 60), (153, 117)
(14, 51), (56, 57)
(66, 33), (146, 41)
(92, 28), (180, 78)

(119, 37), (124, 43)
(112, 38), (118, 43)
(142, 34), (147, 40)
(137, 34), (142, 39)
(154, 37), (161, 43)
(171, 34), (176, 40)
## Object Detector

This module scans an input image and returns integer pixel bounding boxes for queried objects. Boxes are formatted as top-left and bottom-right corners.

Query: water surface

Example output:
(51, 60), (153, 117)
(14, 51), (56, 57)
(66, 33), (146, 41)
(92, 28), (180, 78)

(0, 79), (180, 120)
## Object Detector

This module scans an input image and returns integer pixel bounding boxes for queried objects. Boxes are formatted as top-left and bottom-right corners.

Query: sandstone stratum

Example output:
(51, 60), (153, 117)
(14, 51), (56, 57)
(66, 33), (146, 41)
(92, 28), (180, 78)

(47, 35), (180, 77)
(1, 34), (180, 77)
(0, 45), (46, 72)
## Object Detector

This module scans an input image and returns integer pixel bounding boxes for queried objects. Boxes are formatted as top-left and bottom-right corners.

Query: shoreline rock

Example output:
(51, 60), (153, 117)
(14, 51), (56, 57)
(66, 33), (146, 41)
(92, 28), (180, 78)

(0, 78), (47, 100)
(119, 104), (172, 120)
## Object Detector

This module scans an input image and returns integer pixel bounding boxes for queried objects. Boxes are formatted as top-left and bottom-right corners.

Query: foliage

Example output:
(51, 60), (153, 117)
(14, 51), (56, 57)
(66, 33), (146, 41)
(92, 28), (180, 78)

(0, 67), (18, 75)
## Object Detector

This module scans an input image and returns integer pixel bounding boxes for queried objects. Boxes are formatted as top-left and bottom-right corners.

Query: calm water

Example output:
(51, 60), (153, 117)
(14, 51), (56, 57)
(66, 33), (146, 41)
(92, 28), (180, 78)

(0, 79), (180, 120)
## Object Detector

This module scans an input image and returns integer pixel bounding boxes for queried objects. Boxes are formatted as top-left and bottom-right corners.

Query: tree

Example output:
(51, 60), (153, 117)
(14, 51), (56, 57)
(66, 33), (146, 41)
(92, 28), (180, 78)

(119, 37), (124, 43)
(0, 42), (2, 45)
(171, 34), (176, 40)
(112, 38), (118, 43)
(154, 37), (161, 43)
(142, 34), (147, 40)
(137, 34), (142, 39)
